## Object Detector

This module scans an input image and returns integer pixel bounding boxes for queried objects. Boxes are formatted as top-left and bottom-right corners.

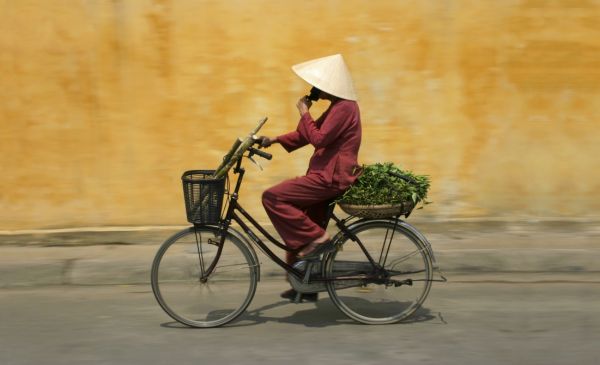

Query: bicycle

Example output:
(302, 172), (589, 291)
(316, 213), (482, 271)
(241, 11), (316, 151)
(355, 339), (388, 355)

(151, 117), (444, 327)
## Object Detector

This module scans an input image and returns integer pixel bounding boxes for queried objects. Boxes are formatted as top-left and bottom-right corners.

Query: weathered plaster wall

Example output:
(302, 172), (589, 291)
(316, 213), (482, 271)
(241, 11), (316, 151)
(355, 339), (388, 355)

(1, 0), (598, 229)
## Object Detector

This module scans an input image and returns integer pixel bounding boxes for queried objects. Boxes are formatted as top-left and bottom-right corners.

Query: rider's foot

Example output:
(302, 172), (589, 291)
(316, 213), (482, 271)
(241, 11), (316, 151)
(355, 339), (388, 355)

(280, 288), (318, 303)
(297, 239), (335, 260)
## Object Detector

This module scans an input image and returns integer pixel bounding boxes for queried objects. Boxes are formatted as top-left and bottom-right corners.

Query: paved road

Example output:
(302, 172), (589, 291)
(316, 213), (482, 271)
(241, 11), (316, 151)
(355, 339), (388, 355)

(1, 277), (598, 365)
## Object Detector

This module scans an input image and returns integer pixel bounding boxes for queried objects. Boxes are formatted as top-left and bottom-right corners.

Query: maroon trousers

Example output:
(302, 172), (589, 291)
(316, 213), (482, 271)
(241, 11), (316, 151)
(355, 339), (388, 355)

(262, 174), (346, 264)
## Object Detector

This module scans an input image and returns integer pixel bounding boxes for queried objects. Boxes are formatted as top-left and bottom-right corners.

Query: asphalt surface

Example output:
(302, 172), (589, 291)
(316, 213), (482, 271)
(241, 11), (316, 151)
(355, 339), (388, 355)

(1, 279), (599, 365)
(1, 220), (598, 363)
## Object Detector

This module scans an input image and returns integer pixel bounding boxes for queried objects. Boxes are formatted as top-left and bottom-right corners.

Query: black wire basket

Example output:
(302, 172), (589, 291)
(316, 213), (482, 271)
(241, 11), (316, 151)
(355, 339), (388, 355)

(181, 170), (226, 224)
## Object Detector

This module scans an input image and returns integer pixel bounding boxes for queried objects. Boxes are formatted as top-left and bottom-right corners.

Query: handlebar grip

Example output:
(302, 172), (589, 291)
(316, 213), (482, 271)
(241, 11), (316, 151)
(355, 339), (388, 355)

(248, 147), (273, 160)
(388, 170), (417, 184)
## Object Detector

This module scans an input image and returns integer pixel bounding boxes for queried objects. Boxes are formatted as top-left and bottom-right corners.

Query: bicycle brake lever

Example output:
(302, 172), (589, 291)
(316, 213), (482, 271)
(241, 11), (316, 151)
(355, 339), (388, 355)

(247, 155), (263, 171)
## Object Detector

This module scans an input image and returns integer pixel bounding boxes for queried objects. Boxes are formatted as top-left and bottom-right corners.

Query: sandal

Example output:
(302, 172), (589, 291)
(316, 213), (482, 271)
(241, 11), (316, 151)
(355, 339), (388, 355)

(297, 239), (335, 260)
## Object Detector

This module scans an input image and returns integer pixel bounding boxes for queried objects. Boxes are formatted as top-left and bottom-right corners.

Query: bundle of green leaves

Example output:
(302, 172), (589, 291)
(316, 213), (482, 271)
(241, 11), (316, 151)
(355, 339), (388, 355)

(337, 162), (431, 206)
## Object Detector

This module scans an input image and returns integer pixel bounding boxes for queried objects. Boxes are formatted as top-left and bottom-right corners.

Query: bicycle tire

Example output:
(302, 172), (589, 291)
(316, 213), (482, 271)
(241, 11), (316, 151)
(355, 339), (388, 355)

(324, 220), (433, 324)
(151, 226), (258, 328)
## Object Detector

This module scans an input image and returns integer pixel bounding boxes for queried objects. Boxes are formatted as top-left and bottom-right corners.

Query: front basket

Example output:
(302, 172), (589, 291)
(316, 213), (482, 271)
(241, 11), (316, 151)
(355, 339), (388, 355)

(182, 170), (226, 224)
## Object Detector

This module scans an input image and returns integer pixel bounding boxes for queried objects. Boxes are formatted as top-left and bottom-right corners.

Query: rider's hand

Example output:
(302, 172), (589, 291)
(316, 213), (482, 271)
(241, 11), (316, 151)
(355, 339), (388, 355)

(296, 97), (312, 116)
(257, 136), (275, 148)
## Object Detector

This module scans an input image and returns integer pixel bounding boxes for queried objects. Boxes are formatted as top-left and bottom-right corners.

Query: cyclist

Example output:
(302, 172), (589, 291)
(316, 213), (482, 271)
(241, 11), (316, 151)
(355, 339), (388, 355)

(259, 54), (362, 301)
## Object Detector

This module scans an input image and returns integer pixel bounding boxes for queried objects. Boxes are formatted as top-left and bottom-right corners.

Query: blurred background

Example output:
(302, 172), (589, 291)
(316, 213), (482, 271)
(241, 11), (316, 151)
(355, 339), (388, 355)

(1, 0), (599, 231)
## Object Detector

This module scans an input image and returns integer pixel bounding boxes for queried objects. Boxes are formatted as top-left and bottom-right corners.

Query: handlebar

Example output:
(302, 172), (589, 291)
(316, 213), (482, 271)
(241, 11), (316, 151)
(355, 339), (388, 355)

(248, 146), (272, 160)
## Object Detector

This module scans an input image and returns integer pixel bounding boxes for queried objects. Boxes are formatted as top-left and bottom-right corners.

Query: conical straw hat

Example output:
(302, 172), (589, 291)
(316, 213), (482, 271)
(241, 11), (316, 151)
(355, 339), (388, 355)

(292, 54), (358, 101)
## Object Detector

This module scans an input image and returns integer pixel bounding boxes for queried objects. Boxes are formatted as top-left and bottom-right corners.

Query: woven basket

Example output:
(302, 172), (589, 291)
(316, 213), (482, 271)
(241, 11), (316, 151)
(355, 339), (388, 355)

(181, 170), (226, 224)
(338, 202), (415, 219)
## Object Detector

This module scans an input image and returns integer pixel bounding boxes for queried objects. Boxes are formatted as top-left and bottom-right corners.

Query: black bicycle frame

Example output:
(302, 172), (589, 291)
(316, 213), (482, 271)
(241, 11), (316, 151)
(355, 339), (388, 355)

(200, 154), (387, 282)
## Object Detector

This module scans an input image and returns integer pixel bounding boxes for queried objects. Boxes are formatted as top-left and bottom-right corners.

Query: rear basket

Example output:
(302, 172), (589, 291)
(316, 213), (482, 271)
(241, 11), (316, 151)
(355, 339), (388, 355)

(338, 202), (415, 219)
(182, 170), (226, 224)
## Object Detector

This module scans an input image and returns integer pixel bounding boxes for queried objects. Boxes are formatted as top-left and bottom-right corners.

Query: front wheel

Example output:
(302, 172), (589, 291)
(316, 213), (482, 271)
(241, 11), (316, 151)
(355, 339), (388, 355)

(324, 220), (433, 324)
(151, 226), (258, 328)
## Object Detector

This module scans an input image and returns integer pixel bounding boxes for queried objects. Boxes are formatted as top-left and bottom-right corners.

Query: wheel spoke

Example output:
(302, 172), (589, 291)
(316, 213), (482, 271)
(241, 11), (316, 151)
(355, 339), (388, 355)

(212, 262), (258, 274)
(388, 248), (425, 269)
(386, 268), (428, 276)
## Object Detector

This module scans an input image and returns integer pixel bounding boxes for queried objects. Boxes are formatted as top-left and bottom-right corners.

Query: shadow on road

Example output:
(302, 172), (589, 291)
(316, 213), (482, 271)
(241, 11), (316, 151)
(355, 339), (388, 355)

(160, 300), (440, 329)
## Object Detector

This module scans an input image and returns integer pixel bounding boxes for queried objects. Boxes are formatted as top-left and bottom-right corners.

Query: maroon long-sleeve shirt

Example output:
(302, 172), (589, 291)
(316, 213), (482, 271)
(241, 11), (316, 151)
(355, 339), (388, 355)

(277, 99), (362, 190)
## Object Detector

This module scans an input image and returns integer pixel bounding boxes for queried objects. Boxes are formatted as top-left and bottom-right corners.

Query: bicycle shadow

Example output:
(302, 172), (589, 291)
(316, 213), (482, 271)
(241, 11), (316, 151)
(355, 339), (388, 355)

(239, 299), (350, 328)
(160, 298), (440, 329)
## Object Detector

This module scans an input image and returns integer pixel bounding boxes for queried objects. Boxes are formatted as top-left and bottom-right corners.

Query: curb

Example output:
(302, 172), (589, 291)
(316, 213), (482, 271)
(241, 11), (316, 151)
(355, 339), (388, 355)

(1, 247), (599, 288)
(1, 221), (598, 287)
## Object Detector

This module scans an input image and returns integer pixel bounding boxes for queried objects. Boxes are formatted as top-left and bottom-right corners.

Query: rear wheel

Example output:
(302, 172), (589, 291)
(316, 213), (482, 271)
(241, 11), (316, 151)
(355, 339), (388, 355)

(324, 220), (433, 324)
(151, 226), (258, 328)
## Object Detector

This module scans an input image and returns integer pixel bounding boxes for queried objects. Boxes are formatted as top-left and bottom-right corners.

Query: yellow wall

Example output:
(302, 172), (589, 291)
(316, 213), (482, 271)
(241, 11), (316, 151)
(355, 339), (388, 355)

(1, 0), (599, 230)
